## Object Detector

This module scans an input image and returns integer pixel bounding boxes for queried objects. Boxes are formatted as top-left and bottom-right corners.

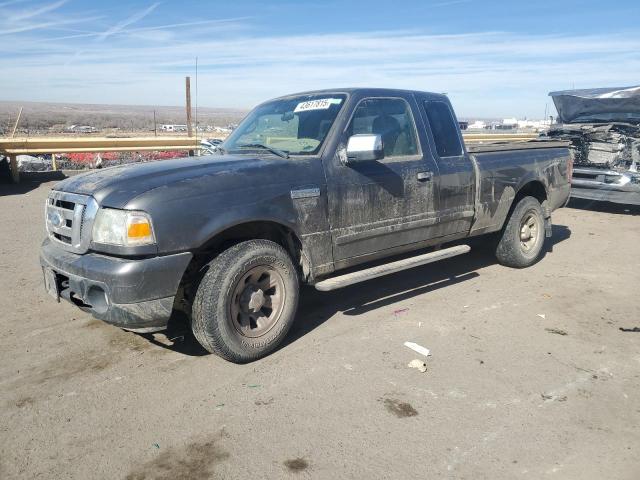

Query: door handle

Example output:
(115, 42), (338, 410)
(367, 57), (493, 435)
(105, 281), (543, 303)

(417, 171), (432, 182)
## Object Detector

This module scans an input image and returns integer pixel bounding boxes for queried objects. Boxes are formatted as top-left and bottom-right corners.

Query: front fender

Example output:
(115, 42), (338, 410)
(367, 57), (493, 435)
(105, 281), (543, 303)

(190, 193), (334, 280)
(193, 201), (300, 249)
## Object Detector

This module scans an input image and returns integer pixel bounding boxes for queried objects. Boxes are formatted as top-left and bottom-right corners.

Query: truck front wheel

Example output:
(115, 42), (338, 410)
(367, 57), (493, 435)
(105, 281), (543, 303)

(192, 239), (299, 363)
(495, 196), (546, 268)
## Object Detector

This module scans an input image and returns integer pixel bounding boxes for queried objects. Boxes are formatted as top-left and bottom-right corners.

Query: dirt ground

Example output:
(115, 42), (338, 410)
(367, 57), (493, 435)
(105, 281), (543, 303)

(1, 177), (639, 479)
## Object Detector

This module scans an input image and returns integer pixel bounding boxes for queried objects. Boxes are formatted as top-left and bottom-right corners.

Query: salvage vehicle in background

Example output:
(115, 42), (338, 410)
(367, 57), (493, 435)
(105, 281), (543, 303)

(40, 88), (572, 363)
(547, 86), (640, 205)
(200, 138), (224, 155)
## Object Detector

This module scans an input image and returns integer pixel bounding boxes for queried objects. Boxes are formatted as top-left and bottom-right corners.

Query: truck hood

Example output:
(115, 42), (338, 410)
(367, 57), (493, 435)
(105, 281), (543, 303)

(54, 154), (284, 208)
(549, 85), (640, 124)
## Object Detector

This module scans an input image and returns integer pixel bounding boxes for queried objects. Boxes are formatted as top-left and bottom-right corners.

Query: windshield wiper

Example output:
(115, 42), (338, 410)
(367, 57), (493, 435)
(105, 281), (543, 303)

(236, 143), (289, 159)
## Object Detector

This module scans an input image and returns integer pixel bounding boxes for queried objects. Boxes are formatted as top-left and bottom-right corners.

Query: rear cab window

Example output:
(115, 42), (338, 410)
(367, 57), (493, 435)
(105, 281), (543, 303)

(423, 101), (464, 158)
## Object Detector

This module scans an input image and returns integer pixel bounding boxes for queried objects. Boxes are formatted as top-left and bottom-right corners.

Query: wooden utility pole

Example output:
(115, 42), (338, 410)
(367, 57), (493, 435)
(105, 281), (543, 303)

(9, 154), (19, 183)
(7, 107), (23, 182)
(153, 110), (157, 137)
(186, 76), (193, 137)
(185, 76), (194, 156)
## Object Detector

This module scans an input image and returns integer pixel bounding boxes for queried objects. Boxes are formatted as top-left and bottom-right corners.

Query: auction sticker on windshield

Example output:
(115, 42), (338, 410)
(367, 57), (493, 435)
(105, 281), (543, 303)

(294, 98), (342, 113)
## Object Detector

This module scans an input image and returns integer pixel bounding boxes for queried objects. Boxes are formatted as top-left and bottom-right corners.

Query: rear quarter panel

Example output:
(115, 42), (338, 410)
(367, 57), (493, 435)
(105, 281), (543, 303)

(469, 146), (571, 235)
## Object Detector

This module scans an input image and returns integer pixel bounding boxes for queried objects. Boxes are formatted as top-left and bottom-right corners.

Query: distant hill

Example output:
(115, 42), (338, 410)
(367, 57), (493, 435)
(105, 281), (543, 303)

(0, 100), (248, 135)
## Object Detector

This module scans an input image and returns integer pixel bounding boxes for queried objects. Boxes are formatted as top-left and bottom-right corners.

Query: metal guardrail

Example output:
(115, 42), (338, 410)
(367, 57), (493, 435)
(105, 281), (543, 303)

(1, 133), (539, 183)
(1, 136), (202, 183)
(462, 133), (538, 142)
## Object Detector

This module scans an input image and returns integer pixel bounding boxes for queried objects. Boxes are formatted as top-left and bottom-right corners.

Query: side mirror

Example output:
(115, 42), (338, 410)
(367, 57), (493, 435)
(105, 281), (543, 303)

(345, 134), (384, 163)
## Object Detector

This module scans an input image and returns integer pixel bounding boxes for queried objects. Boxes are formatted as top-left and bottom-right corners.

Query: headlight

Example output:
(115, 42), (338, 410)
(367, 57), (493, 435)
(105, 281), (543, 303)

(92, 209), (155, 246)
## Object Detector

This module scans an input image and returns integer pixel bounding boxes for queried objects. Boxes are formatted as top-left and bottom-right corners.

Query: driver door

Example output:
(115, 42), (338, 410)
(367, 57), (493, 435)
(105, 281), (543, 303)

(324, 95), (440, 264)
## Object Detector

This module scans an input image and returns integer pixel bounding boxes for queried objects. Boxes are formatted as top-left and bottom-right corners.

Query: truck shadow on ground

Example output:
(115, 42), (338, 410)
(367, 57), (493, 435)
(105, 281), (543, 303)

(150, 224), (571, 357)
(567, 198), (640, 216)
(284, 224), (571, 349)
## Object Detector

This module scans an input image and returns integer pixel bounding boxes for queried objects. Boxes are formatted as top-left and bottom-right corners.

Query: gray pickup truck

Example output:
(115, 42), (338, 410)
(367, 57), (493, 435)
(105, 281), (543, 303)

(41, 88), (572, 362)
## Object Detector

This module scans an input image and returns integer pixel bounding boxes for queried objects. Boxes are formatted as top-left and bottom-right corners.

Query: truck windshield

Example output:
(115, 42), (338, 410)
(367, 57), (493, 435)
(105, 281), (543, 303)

(224, 94), (347, 156)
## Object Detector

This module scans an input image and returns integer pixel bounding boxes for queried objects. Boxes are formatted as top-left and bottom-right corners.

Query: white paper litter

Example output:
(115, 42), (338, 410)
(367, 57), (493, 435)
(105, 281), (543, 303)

(408, 359), (428, 373)
(404, 341), (431, 357)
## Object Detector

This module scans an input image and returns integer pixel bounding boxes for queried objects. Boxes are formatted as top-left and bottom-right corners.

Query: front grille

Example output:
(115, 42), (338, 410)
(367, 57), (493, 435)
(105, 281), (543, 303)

(45, 191), (98, 253)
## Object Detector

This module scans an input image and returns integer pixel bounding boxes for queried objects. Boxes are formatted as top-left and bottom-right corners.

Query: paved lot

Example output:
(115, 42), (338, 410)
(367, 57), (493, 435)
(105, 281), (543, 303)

(1, 177), (639, 479)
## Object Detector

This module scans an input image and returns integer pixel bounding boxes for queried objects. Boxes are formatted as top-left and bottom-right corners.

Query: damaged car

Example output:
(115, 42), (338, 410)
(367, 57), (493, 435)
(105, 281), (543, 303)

(547, 85), (640, 205)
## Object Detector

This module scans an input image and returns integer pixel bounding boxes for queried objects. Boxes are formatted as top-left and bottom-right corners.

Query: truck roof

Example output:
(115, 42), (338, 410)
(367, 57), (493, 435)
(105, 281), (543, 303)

(271, 87), (449, 103)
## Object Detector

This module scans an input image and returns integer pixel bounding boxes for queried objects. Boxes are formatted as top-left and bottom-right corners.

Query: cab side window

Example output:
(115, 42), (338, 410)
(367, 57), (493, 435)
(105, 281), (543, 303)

(347, 98), (419, 157)
(423, 101), (463, 157)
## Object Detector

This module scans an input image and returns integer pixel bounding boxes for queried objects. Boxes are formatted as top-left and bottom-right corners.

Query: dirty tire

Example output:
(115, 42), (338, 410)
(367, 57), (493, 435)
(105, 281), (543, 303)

(192, 240), (299, 363)
(495, 196), (545, 268)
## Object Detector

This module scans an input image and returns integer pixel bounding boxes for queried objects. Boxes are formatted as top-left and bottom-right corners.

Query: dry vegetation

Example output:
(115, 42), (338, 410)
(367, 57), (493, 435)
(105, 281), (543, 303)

(0, 100), (248, 136)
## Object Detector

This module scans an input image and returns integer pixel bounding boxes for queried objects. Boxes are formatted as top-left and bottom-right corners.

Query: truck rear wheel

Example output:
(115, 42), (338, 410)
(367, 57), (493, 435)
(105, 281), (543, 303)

(192, 240), (299, 363)
(495, 196), (545, 268)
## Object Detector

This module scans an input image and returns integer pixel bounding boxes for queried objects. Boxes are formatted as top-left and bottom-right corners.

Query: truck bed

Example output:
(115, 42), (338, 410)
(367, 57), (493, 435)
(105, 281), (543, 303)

(467, 139), (569, 153)
(466, 139), (571, 237)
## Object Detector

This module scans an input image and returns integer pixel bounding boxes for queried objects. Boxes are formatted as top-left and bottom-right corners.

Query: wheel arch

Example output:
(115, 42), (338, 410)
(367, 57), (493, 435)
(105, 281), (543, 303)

(489, 179), (549, 238)
(513, 179), (552, 226)
(176, 219), (307, 311)
(196, 219), (303, 261)
(514, 179), (548, 207)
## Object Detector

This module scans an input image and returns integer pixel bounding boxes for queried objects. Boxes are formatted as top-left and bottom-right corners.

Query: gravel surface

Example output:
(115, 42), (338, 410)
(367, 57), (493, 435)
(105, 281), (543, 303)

(1, 178), (639, 479)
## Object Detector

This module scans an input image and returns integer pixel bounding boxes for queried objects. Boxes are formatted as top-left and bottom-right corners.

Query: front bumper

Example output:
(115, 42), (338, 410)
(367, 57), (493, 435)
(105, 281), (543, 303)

(571, 168), (640, 205)
(571, 186), (640, 206)
(40, 238), (192, 332)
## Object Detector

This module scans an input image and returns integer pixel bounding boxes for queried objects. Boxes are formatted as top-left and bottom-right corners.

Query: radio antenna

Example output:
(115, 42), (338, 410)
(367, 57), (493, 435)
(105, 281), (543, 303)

(195, 56), (199, 138)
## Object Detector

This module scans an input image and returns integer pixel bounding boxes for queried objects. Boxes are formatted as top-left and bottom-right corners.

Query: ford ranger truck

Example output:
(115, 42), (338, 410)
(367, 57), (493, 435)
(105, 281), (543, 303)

(41, 88), (572, 363)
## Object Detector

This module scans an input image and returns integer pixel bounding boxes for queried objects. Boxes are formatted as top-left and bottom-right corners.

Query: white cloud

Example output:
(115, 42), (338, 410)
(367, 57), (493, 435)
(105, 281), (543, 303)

(0, 14), (639, 117)
(5, 0), (67, 21)
(95, 2), (160, 41)
(0, 0), (28, 9)
(0, 0), (99, 36)
(45, 17), (250, 42)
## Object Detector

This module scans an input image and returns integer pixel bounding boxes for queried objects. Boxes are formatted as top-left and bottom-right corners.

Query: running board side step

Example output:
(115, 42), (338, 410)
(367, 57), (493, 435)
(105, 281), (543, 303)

(314, 245), (471, 292)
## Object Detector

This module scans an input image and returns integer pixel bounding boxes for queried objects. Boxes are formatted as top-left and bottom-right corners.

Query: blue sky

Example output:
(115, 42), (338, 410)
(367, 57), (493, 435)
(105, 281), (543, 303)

(1, 0), (639, 118)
